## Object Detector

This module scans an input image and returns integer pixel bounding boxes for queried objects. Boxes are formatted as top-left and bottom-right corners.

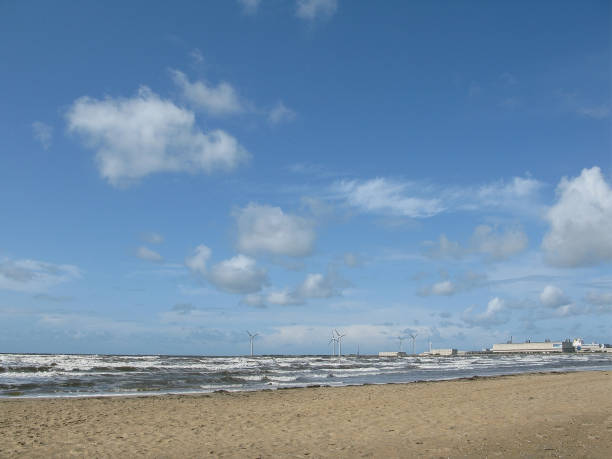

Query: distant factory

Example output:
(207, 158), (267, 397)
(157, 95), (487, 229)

(491, 337), (612, 354)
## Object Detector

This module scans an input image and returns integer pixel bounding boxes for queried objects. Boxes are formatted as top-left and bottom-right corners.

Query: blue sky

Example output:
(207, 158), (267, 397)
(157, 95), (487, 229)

(1, 0), (611, 355)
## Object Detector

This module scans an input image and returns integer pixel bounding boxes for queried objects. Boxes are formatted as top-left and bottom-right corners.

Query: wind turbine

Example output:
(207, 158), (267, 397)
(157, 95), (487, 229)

(397, 336), (406, 352)
(409, 333), (417, 355)
(247, 331), (258, 356)
(329, 333), (338, 356)
(335, 329), (346, 357)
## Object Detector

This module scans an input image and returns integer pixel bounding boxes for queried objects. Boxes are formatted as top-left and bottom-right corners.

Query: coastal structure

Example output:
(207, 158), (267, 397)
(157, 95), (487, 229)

(378, 351), (407, 357)
(421, 348), (457, 356)
(572, 338), (605, 352)
(492, 339), (574, 353)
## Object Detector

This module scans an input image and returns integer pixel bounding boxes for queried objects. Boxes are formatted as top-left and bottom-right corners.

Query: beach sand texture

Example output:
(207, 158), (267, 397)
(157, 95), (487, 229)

(1, 371), (611, 458)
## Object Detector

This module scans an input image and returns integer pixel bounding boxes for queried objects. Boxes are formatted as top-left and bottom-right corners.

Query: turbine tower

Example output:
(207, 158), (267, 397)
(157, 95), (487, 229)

(329, 333), (338, 356)
(397, 336), (406, 352)
(409, 333), (417, 355)
(247, 331), (258, 356)
(335, 329), (346, 357)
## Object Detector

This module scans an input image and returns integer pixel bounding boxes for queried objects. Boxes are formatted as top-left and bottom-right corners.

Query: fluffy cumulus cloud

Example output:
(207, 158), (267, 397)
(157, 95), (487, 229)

(208, 254), (268, 294)
(185, 246), (267, 294)
(171, 70), (245, 116)
(32, 121), (53, 150)
(66, 86), (249, 186)
(542, 167), (612, 267)
(234, 203), (316, 257)
(296, 0), (338, 20)
(185, 245), (212, 277)
(539, 285), (570, 308)
(136, 246), (163, 263)
(0, 258), (80, 293)
(462, 297), (508, 327)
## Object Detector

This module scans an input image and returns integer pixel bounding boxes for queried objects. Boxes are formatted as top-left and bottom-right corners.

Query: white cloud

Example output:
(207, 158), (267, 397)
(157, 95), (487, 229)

(335, 178), (444, 218)
(421, 280), (457, 296)
(419, 271), (486, 297)
(542, 167), (612, 267)
(470, 176), (542, 212)
(185, 245), (212, 276)
(471, 225), (528, 261)
(296, 0), (338, 20)
(136, 246), (164, 263)
(171, 70), (245, 116)
(234, 203), (316, 257)
(32, 121), (53, 150)
(334, 175), (542, 219)
(67, 86), (249, 186)
(185, 246), (267, 294)
(0, 258), (80, 293)
(242, 270), (347, 307)
(239, 0), (261, 15)
(208, 254), (268, 294)
(266, 289), (303, 306)
(141, 232), (164, 244)
(539, 285), (570, 308)
(296, 273), (338, 299)
(425, 225), (527, 261)
(462, 297), (508, 327)
(268, 101), (296, 124)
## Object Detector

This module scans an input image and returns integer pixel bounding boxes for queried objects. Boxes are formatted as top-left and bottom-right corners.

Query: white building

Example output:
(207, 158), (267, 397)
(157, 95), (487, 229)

(491, 340), (574, 353)
(378, 351), (407, 357)
(573, 338), (604, 352)
(421, 348), (457, 356)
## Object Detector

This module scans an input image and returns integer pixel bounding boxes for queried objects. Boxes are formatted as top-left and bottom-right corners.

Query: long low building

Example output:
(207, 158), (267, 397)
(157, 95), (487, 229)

(492, 340), (574, 353)
(378, 351), (407, 357)
(421, 348), (457, 356)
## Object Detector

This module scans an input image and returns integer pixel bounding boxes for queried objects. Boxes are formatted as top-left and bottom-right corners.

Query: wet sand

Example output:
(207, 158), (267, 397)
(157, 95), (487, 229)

(1, 370), (611, 458)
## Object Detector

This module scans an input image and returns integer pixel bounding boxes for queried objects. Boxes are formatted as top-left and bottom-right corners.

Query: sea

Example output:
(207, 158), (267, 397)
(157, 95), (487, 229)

(1, 352), (611, 398)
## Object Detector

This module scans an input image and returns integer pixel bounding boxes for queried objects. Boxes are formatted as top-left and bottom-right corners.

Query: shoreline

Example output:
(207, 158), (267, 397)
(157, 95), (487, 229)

(2, 366), (610, 401)
(1, 370), (611, 457)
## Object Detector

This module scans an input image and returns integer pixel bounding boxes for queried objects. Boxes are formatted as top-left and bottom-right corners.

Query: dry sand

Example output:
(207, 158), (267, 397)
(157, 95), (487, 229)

(1, 370), (611, 458)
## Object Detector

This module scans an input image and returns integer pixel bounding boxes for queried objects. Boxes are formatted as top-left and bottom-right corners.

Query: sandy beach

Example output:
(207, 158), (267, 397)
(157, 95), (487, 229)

(1, 370), (611, 458)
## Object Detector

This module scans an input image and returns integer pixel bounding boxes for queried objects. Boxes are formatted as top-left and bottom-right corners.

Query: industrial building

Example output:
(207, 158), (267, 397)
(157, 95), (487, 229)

(491, 340), (574, 353)
(421, 348), (457, 356)
(378, 351), (407, 357)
